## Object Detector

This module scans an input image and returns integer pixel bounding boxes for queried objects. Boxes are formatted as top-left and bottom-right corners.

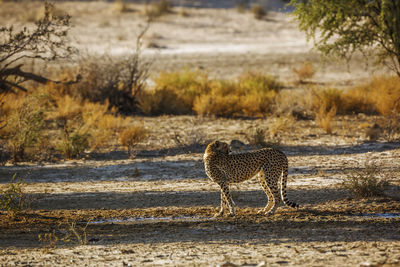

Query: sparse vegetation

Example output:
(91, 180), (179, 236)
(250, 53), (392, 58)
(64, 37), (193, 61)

(236, 1), (248, 13)
(173, 119), (207, 152)
(245, 127), (280, 148)
(315, 104), (336, 134)
(60, 220), (90, 246)
(342, 162), (390, 198)
(311, 88), (340, 134)
(268, 115), (295, 137)
(246, 127), (268, 147)
(38, 230), (59, 252)
(38, 220), (90, 250)
(0, 174), (28, 218)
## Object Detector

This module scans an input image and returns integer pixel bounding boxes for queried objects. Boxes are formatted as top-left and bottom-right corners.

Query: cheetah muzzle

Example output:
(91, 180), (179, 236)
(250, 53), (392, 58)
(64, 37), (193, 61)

(203, 140), (299, 217)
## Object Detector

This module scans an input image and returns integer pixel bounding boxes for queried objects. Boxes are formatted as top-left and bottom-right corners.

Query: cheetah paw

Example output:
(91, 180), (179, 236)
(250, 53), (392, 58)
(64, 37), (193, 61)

(213, 212), (224, 218)
(257, 209), (265, 214)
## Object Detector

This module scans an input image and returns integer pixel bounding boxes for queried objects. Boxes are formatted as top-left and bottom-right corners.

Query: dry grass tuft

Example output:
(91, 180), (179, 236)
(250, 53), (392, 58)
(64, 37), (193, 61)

(316, 104), (336, 134)
(310, 88), (342, 134)
(118, 124), (148, 158)
(365, 123), (381, 141)
(193, 81), (242, 117)
(251, 4), (266, 20)
(145, 0), (171, 20)
(18, 3), (67, 22)
(113, 0), (135, 13)
(245, 127), (268, 147)
(292, 61), (316, 84)
(361, 75), (400, 116)
(0, 94), (45, 162)
(139, 69), (209, 115)
(268, 115), (295, 137)
(309, 76), (400, 137)
(236, 1), (247, 13)
(245, 127), (280, 148)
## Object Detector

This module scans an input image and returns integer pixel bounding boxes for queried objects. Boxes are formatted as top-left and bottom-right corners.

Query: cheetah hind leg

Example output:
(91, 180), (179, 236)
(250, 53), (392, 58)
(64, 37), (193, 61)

(264, 171), (281, 215)
(257, 170), (274, 214)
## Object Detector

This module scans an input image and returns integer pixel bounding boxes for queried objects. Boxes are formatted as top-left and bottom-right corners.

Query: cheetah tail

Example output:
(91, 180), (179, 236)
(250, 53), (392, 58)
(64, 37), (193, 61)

(280, 164), (299, 209)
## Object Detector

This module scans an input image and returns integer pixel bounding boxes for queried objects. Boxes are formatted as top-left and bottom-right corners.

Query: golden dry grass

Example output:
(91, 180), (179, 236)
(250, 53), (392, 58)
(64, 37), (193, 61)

(0, 83), (148, 161)
(355, 75), (400, 116)
(193, 72), (280, 117)
(138, 69), (209, 115)
(118, 124), (148, 158)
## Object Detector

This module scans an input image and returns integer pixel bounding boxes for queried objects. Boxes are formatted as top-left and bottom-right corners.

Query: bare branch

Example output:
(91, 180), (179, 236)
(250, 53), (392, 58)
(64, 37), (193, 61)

(0, 2), (76, 93)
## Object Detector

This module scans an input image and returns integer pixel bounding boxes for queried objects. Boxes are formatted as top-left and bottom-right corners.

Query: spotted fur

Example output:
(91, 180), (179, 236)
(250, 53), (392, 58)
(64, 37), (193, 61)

(203, 140), (299, 216)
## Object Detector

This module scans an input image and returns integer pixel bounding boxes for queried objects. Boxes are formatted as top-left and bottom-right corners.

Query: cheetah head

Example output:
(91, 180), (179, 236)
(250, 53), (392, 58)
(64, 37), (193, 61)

(204, 140), (231, 156)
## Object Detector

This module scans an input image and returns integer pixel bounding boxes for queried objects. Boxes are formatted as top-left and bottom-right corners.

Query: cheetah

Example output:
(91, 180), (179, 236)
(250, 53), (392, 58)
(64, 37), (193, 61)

(203, 140), (298, 217)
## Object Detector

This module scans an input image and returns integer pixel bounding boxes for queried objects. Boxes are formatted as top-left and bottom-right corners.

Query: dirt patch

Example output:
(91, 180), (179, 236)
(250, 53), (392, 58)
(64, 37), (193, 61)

(1, 198), (400, 266)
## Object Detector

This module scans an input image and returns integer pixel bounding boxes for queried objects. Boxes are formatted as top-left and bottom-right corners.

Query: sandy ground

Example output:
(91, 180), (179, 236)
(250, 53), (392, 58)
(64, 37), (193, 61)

(1, 115), (400, 266)
(1, 2), (400, 266)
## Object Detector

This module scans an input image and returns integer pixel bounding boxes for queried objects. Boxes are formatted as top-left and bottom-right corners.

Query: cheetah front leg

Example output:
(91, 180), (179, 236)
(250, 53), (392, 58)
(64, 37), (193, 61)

(215, 191), (228, 217)
(216, 183), (236, 217)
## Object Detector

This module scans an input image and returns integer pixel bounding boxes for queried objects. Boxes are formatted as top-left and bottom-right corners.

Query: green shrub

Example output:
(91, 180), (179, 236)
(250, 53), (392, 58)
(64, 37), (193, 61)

(57, 131), (89, 159)
(342, 162), (389, 198)
(0, 174), (28, 217)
